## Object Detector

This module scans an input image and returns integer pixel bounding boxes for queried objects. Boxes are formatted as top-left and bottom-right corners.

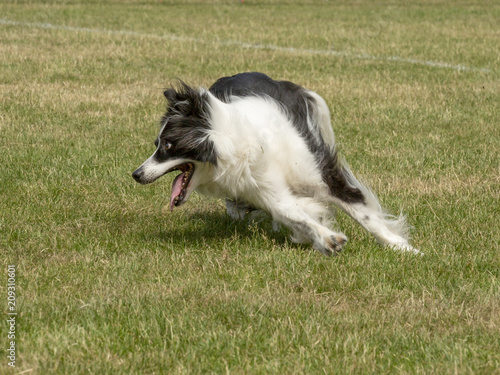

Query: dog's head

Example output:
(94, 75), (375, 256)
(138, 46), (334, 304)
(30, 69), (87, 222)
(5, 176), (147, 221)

(132, 83), (217, 210)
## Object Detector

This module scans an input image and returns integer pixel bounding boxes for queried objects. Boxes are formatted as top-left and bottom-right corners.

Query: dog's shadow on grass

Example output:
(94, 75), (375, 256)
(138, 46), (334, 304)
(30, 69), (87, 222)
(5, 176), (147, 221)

(140, 209), (290, 248)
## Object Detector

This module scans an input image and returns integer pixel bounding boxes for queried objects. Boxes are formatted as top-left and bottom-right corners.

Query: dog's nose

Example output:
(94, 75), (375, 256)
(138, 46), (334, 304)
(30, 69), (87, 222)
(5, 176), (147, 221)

(132, 168), (144, 182)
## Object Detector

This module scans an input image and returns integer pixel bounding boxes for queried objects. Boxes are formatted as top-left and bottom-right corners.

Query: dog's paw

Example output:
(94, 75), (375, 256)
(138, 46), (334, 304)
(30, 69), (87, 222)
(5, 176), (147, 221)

(390, 243), (423, 256)
(315, 233), (348, 256)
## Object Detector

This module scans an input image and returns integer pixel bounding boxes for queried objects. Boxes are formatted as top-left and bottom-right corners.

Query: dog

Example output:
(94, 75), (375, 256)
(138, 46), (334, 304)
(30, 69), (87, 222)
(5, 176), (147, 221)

(132, 72), (420, 255)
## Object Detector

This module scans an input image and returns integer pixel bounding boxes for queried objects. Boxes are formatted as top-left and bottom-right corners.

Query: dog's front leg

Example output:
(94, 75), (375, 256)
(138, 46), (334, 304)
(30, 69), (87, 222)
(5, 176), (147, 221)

(263, 193), (347, 256)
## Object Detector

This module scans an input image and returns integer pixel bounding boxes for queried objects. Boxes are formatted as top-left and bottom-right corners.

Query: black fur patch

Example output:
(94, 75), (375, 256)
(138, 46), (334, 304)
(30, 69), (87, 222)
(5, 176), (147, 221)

(209, 72), (364, 204)
(158, 82), (217, 165)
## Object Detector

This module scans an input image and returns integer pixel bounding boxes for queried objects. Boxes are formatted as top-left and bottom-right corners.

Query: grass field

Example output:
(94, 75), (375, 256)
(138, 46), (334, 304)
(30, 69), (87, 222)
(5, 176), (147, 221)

(1, 0), (499, 373)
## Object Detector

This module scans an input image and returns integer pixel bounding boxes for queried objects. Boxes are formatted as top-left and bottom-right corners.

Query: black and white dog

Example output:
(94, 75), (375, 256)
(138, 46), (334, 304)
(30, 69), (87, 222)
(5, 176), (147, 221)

(133, 72), (419, 255)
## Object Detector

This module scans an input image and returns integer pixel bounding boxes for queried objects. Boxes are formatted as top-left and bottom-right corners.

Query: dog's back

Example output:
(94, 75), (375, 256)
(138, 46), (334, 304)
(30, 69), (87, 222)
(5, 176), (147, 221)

(210, 72), (364, 204)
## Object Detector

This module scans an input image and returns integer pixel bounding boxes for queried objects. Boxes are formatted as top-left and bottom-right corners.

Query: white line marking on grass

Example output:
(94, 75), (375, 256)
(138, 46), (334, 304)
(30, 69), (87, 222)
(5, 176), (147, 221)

(0, 18), (492, 73)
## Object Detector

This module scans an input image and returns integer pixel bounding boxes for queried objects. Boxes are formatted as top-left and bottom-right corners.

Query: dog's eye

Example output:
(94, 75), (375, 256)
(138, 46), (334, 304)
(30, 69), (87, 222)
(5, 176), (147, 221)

(164, 142), (172, 150)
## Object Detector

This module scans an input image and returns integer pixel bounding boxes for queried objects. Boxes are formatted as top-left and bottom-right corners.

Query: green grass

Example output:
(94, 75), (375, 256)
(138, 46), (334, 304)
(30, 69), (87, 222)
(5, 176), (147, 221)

(1, 0), (499, 373)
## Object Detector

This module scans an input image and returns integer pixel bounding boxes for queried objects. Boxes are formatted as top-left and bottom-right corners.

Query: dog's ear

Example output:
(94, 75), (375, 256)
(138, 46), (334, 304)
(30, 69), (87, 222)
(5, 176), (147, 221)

(163, 88), (177, 104)
(164, 87), (193, 116)
(166, 83), (208, 117)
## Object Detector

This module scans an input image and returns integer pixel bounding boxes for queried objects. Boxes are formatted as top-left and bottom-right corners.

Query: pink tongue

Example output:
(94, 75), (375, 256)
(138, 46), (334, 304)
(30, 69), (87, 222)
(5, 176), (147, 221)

(170, 172), (185, 211)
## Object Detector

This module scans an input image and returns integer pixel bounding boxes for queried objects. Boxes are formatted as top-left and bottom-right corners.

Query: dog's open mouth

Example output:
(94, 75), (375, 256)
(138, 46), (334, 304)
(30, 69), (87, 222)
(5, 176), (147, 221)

(168, 162), (195, 210)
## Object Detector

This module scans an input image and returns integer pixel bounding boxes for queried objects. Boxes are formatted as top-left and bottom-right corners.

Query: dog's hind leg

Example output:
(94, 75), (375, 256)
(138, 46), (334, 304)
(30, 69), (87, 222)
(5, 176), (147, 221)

(337, 200), (419, 253)
(331, 170), (421, 254)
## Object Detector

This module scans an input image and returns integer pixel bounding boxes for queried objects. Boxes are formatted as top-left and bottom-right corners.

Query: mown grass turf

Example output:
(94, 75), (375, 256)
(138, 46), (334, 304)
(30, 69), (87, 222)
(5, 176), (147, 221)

(1, 1), (499, 374)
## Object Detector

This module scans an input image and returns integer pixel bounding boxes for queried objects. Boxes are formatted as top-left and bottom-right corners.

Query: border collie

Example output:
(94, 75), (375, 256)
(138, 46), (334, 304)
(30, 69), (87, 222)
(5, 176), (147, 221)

(132, 72), (420, 256)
